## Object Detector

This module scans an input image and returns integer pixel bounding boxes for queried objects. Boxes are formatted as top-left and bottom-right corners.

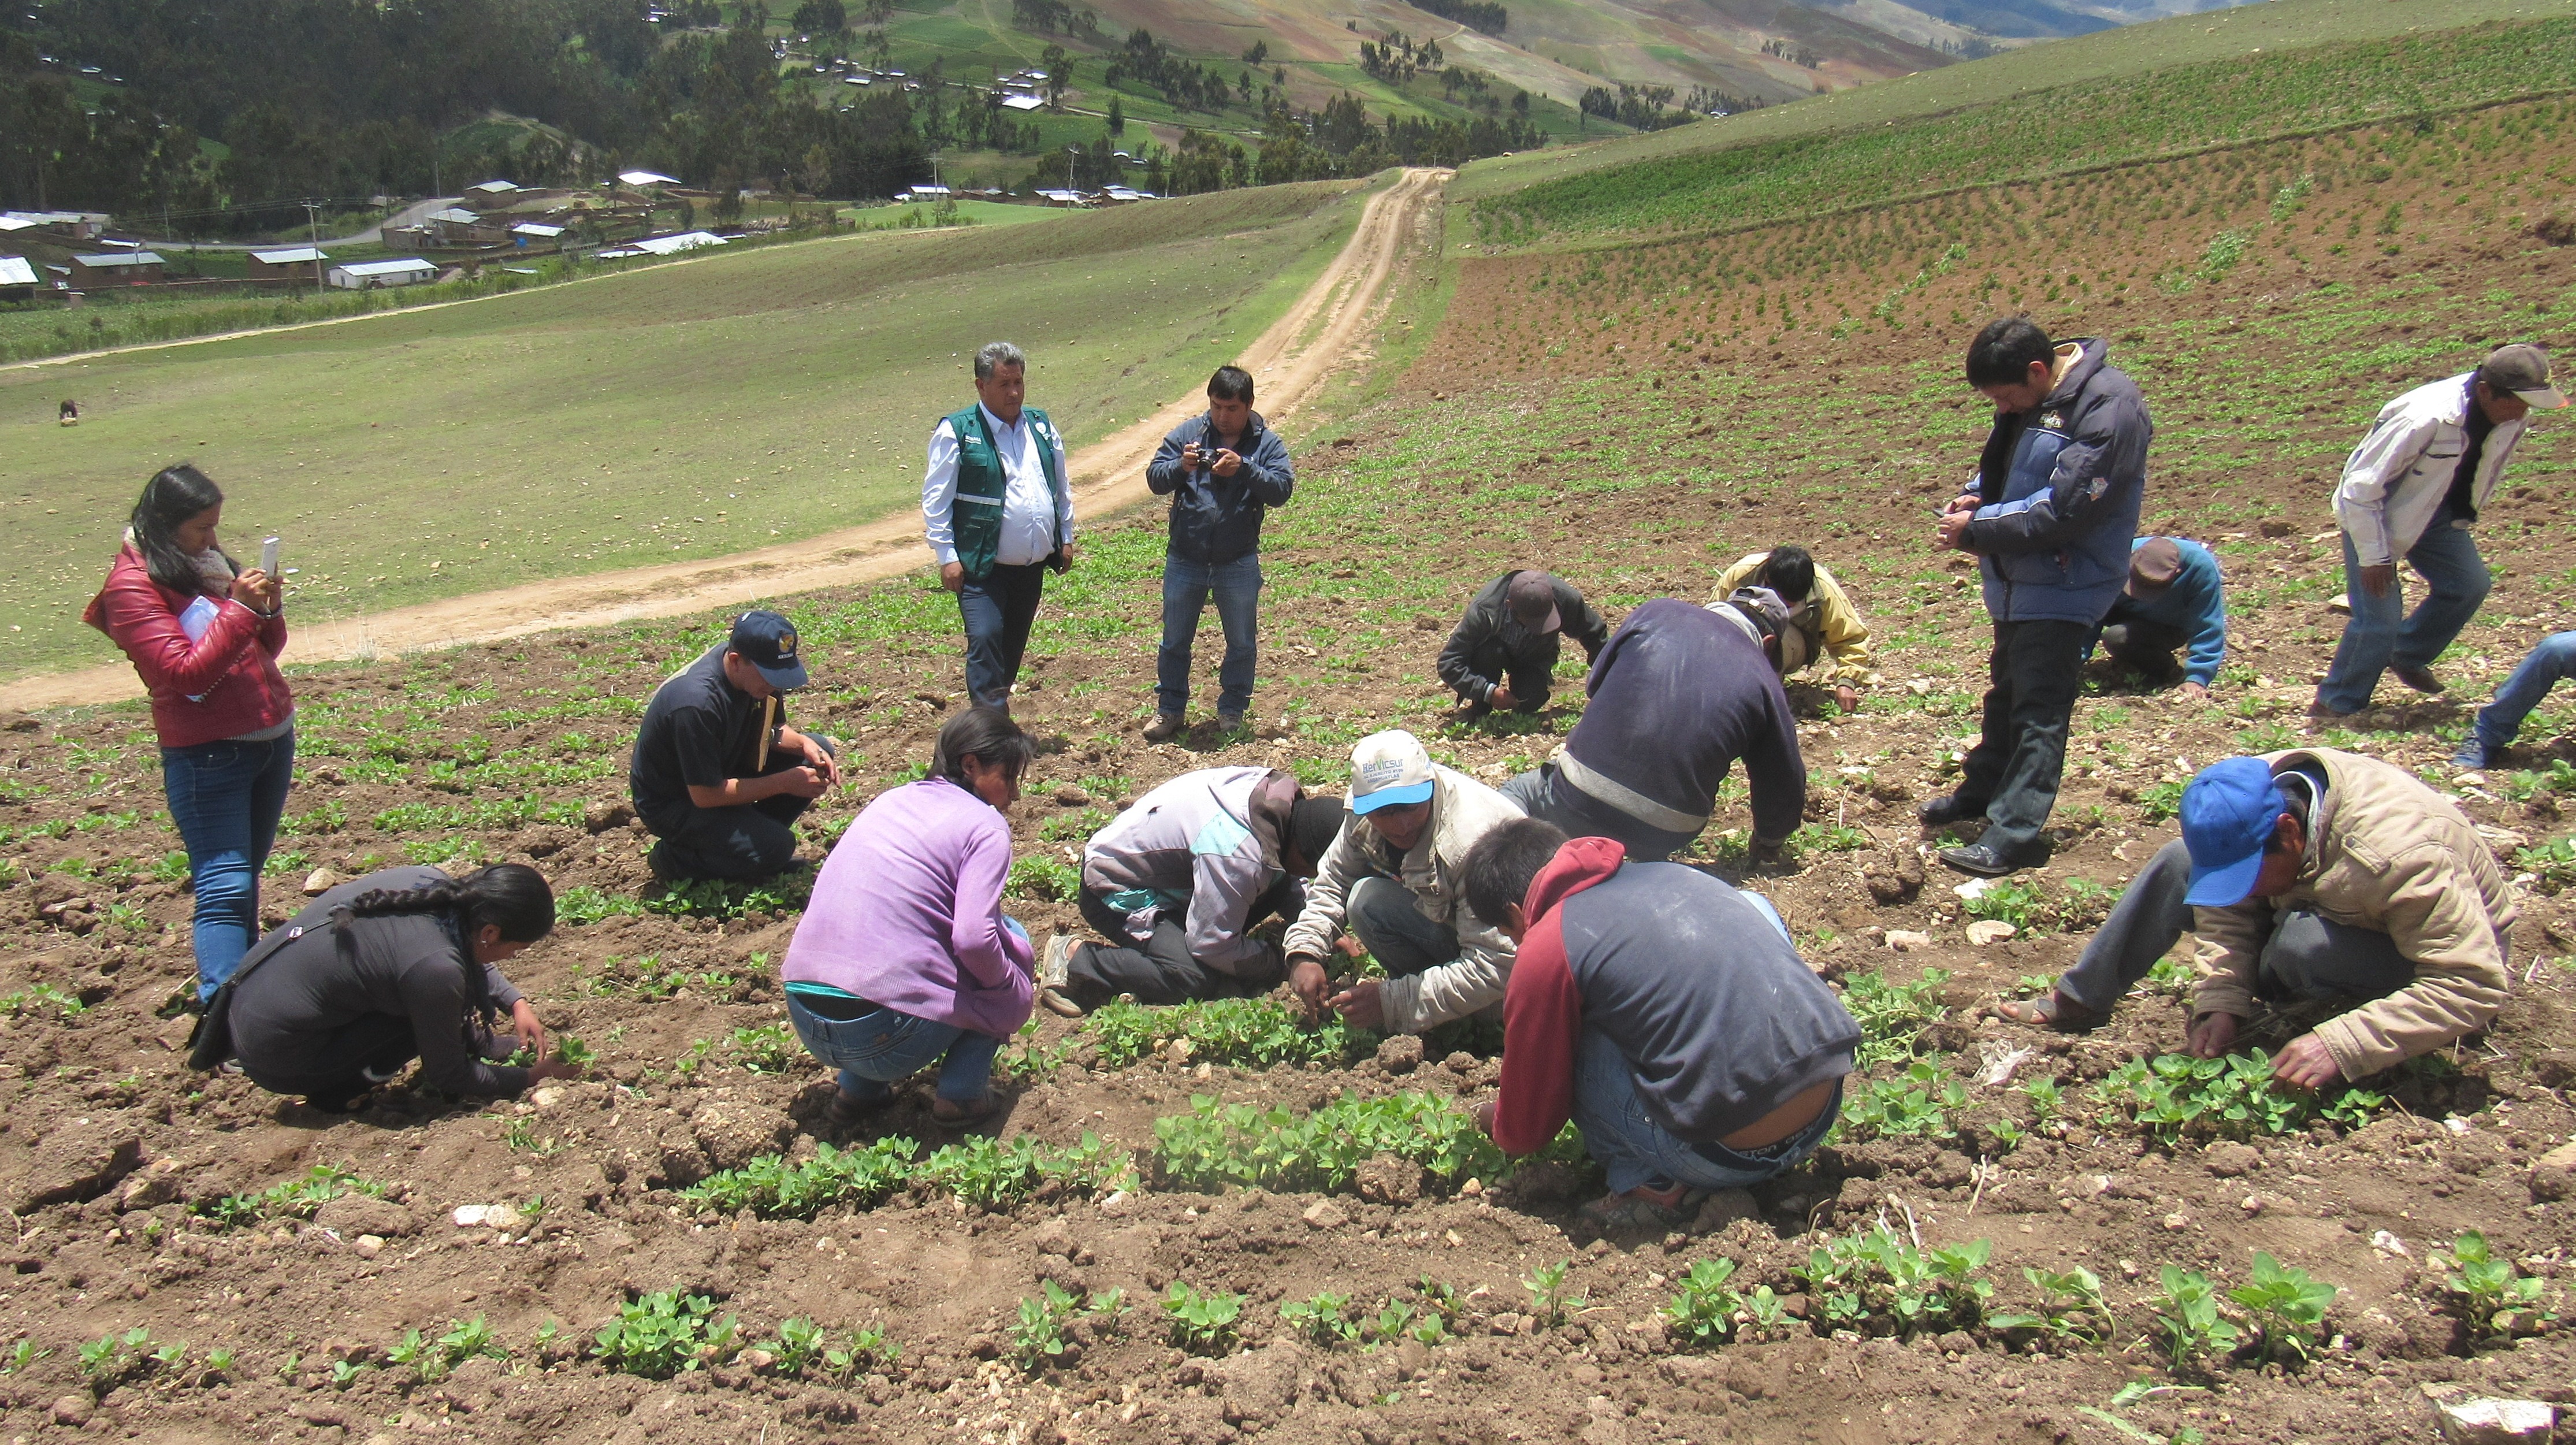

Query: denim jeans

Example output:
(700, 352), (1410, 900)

(1157, 553), (1262, 718)
(2318, 508), (2490, 712)
(958, 561), (1049, 710)
(2055, 838), (2422, 1015)
(162, 729), (296, 1000)
(782, 917), (1025, 1102)
(2474, 631), (2576, 752)
(1955, 618), (2089, 863)
(1570, 1029), (1840, 1195)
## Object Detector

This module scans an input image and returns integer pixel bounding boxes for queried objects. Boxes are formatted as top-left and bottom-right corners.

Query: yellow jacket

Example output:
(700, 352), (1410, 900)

(2192, 749), (2514, 1079)
(1708, 552), (1878, 688)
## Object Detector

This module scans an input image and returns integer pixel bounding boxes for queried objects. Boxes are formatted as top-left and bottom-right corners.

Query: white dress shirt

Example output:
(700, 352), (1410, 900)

(922, 402), (1075, 568)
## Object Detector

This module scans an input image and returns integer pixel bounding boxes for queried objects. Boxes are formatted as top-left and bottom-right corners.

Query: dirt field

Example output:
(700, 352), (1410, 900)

(1, 99), (2574, 1445)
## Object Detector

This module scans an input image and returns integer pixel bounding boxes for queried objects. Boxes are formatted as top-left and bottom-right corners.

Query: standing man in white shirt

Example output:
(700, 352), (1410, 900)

(922, 341), (1077, 711)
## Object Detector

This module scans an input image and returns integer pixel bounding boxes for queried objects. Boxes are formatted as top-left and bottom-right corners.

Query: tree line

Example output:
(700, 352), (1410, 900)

(1402, 0), (1506, 38)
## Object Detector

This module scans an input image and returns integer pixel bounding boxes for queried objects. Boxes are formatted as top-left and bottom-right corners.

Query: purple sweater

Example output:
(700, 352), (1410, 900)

(783, 776), (1034, 1037)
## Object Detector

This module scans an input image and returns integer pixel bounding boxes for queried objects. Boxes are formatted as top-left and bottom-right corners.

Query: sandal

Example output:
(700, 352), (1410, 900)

(1577, 1183), (1703, 1234)
(1994, 989), (2101, 1032)
(930, 1093), (999, 1127)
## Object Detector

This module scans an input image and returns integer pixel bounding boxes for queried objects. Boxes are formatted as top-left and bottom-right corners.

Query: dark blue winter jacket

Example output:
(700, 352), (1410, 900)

(1963, 340), (2152, 626)
(1147, 411), (1295, 566)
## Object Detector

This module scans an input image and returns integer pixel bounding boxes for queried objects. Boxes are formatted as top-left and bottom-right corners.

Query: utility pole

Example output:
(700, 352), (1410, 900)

(303, 199), (324, 301)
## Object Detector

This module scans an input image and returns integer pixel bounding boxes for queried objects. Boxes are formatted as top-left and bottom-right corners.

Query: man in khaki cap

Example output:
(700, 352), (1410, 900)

(2315, 344), (2567, 715)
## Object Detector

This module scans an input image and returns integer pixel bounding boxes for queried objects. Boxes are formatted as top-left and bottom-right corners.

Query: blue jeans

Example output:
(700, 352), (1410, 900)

(783, 917), (1025, 1102)
(1157, 554), (1262, 716)
(2318, 509), (2490, 712)
(958, 561), (1049, 710)
(2475, 631), (2576, 752)
(1566, 891), (1829, 1194)
(162, 729), (296, 1000)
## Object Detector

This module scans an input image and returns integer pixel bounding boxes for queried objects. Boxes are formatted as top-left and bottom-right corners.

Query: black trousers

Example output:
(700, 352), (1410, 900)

(1955, 618), (2088, 863)
(2100, 610), (2188, 680)
(241, 1015), (509, 1110)
(1068, 880), (1297, 1006)
(959, 561), (1049, 709)
(646, 738), (836, 882)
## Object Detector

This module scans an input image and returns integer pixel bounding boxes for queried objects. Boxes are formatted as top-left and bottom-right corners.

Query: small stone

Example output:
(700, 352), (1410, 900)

(1054, 786), (1091, 807)
(302, 866), (348, 897)
(50, 1395), (93, 1427)
(582, 799), (635, 834)
(1301, 1200), (1349, 1229)
(1375, 1035), (1425, 1075)
(2240, 1194), (2264, 1214)
(1489, 1312), (1522, 1335)
(355, 1235), (385, 1257)
(531, 1086), (566, 1110)
(1354, 1153), (1425, 1206)
(2161, 1212), (2189, 1231)
(1459, 1178), (1483, 1196)
(2371, 1230), (2411, 1257)
(1884, 930), (1932, 952)
(1965, 920), (2017, 946)
(2203, 1142), (2261, 1177)
(2435, 1397), (2558, 1445)
(317, 1195), (417, 1239)
(452, 1202), (525, 1231)
(2529, 1141), (2576, 1203)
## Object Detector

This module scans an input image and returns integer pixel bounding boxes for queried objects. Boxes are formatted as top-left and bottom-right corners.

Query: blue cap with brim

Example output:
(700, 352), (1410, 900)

(728, 610), (809, 690)
(1351, 780), (1433, 815)
(2179, 756), (2288, 907)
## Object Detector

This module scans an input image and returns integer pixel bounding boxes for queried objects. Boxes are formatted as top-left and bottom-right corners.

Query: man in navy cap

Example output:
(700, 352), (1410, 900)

(630, 610), (841, 882)
(1997, 749), (2512, 1084)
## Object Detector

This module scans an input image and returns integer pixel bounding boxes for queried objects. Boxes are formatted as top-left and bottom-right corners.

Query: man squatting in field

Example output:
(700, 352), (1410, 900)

(1437, 569), (1612, 718)
(1036, 767), (1346, 1016)
(1463, 818), (1860, 1233)
(1924, 317), (2150, 879)
(923, 340), (1077, 711)
(1283, 730), (1527, 1035)
(2314, 344), (2567, 716)
(1999, 749), (2512, 1088)
(1143, 366), (1296, 741)
(1705, 545), (1877, 714)
(1500, 596), (1805, 865)
(2088, 536), (2226, 701)
(629, 610), (841, 883)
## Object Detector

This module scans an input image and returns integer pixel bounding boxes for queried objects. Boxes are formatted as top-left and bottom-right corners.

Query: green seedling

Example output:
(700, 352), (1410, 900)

(1161, 1282), (1244, 1355)
(1988, 1266), (2114, 1346)
(0, 984), (86, 1020)
(79, 1327), (152, 1387)
(1663, 1257), (1745, 1349)
(201, 1163), (387, 1227)
(329, 1358), (366, 1390)
(771, 1318), (827, 1376)
(2023, 1076), (2063, 1125)
(2096, 1053), (2383, 1144)
(1839, 1060), (1965, 1142)
(1522, 1258), (1583, 1329)
(1794, 1225), (1993, 1338)
(2228, 1252), (2337, 1367)
(2149, 1266), (2240, 1373)
(1152, 1091), (1502, 1194)
(1009, 1280), (1099, 1371)
(1006, 856), (1080, 902)
(918, 1132), (1124, 1209)
(1838, 968), (1949, 1069)
(555, 1035), (598, 1067)
(592, 1290), (739, 1379)
(682, 1138), (920, 1219)
(2, 1338), (51, 1374)
(2444, 1230), (2555, 1342)
(1083, 997), (1356, 1071)
(390, 1314), (507, 1384)
(1367, 1299), (1417, 1345)
(822, 1325), (896, 1382)
(1281, 1292), (1361, 1346)
(200, 1347), (235, 1380)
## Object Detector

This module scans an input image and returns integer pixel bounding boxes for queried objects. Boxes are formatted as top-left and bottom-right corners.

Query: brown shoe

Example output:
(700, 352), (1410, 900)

(1143, 712), (1185, 742)
(930, 1093), (999, 1127)
(2391, 666), (2446, 696)
(1994, 988), (2101, 1032)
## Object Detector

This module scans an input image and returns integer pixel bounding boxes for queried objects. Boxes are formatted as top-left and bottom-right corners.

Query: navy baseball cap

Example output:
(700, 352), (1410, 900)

(728, 610), (809, 690)
(2179, 756), (2287, 907)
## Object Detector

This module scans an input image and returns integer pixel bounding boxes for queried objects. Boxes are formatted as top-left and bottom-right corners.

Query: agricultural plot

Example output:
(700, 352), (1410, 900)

(2, 13), (2575, 1445)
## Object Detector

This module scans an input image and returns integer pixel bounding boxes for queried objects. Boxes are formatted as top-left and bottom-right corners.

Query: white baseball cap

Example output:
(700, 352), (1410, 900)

(1348, 730), (1436, 814)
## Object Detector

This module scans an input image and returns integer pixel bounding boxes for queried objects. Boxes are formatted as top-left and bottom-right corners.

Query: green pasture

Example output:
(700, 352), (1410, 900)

(0, 179), (1370, 678)
(1450, 0), (2576, 207)
(839, 198), (1073, 225)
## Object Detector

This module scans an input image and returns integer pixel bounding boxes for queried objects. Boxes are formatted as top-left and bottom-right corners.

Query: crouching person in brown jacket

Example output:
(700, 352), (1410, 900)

(1998, 748), (2512, 1085)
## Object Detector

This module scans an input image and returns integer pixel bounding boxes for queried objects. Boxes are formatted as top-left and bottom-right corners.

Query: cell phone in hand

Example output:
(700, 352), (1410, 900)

(261, 537), (281, 574)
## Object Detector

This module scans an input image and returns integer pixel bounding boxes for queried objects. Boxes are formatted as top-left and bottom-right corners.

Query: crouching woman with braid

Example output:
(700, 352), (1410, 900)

(196, 864), (578, 1112)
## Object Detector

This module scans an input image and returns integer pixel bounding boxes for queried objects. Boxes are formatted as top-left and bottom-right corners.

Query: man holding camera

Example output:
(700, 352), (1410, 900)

(1143, 366), (1295, 740)
(924, 341), (1076, 711)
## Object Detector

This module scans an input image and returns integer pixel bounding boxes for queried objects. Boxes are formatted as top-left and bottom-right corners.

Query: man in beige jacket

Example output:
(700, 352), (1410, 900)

(1998, 749), (2512, 1084)
(1284, 729), (1525, 1035)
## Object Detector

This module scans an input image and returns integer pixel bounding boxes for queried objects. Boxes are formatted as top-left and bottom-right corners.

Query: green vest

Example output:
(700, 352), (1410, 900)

(946, 404), (1068, 581)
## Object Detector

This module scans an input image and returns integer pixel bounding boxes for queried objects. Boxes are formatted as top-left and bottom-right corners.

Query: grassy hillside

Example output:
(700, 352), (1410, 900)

(0, 180), (1369, 677)
(1449, 0), (2576, 203)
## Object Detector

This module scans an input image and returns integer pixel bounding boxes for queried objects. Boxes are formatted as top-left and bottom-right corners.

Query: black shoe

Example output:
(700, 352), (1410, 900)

(1939, 843), (2027, 878)
(1917, 794), (1986, 828)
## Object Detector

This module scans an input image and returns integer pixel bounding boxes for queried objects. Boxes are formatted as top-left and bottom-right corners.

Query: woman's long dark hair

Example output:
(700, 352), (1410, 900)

(929, 705), (1035, 788)
(339, 864), (556, 1024)
(128, 464), (232, 596)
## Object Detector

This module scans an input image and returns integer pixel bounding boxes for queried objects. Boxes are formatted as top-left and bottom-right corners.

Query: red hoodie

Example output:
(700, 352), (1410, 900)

(84, 545), (292, 748)
(1490, 835), (1627, 1156)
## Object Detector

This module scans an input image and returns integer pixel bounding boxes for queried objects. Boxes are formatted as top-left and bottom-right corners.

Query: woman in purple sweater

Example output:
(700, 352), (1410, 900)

(783, 708), (1038, 1126)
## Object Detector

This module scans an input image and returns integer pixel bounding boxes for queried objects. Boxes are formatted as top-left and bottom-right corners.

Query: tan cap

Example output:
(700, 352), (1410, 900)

(2479, 343), (2567, 409)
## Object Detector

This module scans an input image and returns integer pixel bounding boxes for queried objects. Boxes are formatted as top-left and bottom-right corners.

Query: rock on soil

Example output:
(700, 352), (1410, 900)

(316, 1194), (417, 1238)
(1374, 1034), (1424, 1074)
(3, 1117), (143, 1212)
(1353, 1153), (1425, 1206)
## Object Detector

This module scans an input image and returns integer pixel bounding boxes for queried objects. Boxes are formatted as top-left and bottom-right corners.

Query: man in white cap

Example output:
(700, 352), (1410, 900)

(2315, 343), (2567, 715)
(1282, 730), (1526, 1034)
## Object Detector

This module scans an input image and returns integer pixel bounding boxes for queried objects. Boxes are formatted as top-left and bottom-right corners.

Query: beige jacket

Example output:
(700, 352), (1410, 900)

(2194, 749), (2514, 1079)
(1283, 763), (1525, 1034)
(1708, 551), (1878, 688)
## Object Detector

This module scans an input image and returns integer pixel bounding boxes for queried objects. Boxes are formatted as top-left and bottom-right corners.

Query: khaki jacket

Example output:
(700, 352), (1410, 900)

(1708, 551), (1878, 688)
(2194, 749), (2514, 1079)
(1283, 763), (1525, 1034)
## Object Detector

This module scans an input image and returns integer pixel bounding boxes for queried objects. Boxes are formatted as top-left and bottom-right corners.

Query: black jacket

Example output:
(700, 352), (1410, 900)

(1437, 570), (1612, 708)
(1147, 411), (1295, 565)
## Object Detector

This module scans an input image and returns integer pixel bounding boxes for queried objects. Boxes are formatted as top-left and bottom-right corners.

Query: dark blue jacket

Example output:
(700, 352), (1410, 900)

(1560, 600), (1805, 845)
(2097, 537), (2228, 686)
(1147, 411), (1294, 565)
(1964, 340), (2151, 626)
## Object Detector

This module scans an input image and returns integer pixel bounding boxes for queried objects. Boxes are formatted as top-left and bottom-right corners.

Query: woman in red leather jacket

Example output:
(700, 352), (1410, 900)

(84, 465), (293, 1002)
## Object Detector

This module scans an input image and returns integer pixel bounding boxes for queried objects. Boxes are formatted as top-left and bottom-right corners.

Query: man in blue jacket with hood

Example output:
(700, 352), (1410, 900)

(1143, 366), (1295, 741)
(1924, 318), (2152, 877)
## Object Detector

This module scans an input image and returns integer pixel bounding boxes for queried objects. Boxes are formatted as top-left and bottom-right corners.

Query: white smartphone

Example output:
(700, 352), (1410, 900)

(260, 537), (281, 574)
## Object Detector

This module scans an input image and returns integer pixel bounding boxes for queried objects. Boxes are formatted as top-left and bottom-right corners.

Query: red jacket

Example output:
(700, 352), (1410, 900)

(1491, 835), (1626, 1156)
(83, 545), (292, 748)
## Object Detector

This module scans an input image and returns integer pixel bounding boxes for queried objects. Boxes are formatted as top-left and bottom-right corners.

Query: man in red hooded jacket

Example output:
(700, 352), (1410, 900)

(1463, 818), (1858, 1232)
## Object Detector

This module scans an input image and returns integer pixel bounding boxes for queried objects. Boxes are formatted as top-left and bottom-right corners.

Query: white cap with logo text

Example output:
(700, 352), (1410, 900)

(1348, 730), (1436, 815)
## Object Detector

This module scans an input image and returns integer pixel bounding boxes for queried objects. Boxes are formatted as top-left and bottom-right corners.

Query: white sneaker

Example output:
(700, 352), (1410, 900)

(1038, 935), (1087, 1017)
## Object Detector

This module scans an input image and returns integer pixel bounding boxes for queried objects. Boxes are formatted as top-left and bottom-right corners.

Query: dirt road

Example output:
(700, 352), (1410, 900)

(6, 168), (1449, 712)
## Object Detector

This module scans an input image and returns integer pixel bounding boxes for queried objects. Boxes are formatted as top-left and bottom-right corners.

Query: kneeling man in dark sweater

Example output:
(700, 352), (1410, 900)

(1465, 818), (1859, 1233)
